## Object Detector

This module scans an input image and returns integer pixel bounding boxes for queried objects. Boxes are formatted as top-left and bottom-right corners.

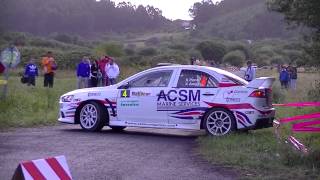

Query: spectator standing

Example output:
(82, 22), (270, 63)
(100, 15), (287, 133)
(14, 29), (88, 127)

(77, 57), (90, 89)
(290, 66), (298, 90)
(24, 58), (38, 86)
(244, 60), (256, 82)
(190, 57), (196, 65)
(279, 66), (289, 89)
(41, 51), (57, 88)
(105, 58), (120, 85)
(98, 56), (110, 86)
(90, 60), (99, 87)
(287, 65), (293, 89)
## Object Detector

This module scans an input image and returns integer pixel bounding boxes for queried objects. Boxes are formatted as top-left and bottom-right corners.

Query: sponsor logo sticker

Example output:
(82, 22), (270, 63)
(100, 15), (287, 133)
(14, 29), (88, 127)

(88, 92), (101, 97)
(132, 91), (151, 97)
(157, 90), (201, 111)
(120, 100), (139, 107)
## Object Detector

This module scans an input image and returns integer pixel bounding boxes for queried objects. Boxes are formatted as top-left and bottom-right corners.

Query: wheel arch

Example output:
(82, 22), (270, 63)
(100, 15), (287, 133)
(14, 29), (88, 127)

(200, 106), (237, 129)
(75, 99), (110, 125)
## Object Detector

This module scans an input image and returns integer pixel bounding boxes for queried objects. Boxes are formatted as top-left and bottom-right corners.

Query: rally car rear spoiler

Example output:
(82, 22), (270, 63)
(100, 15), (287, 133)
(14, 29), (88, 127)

(246, 77), (275, 89)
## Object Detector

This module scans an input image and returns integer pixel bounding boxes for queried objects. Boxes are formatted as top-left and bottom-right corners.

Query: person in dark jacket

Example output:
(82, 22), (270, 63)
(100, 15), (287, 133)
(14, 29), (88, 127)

(90, 60), (99, 87)
(279, 66), (289, 89)
(77, 57), (90, 89)
(24, 58), (38, 86)
(290, 66), (298, 90)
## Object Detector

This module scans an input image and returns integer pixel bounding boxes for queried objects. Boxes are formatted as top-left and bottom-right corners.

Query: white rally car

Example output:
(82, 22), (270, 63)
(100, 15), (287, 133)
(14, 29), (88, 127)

(59, 65), (275, 136)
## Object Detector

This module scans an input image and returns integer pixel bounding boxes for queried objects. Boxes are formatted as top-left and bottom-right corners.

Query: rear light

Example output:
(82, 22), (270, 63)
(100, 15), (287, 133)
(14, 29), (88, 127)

(249, 90), (266, 98)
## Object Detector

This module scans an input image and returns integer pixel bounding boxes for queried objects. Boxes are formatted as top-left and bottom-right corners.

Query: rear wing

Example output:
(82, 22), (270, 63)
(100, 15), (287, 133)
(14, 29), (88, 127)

(246, 77), (275, 89)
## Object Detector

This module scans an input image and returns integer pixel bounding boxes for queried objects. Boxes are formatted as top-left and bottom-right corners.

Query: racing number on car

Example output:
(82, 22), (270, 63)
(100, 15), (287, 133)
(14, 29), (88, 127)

(121, 90), (130, 98)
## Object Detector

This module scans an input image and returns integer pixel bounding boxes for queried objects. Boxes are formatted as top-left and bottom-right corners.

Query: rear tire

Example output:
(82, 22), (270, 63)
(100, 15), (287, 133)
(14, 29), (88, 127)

(109, 126), (126, 132)
(203, 108), (236, 136)
(79, 102), (106, 132)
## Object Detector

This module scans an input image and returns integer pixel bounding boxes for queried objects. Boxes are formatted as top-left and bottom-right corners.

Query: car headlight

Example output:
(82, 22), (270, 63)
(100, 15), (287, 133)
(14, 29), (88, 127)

(61, 95), (74, 102)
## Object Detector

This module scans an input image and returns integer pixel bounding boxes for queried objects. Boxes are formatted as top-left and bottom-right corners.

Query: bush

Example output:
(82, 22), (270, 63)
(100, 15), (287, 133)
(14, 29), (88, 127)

(223, 50), (246, 67)
(94, 42), (124, 57)
(270, 55), (285, 65)
(228, 43), (250, 59)
(52, 34), (79, 44)
(169, 44), (189, 51)
(138, 48), (157, 56)
(196, 41), (226, 64)
(144, 37), (160, 46)
(307, 79), (320, 101)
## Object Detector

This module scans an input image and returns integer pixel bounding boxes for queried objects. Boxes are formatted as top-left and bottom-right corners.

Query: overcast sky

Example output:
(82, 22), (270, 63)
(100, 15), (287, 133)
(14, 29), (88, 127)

(110, 0), (220, 20)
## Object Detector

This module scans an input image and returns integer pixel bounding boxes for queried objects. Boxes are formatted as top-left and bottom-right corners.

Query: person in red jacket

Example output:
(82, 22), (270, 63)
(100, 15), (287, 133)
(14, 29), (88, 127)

(98, 56), (110, 86)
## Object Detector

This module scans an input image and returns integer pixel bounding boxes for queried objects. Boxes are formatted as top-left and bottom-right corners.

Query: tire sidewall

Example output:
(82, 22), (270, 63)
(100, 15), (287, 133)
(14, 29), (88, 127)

(79, 101), (106, 132)
(203, 108), (236, 136)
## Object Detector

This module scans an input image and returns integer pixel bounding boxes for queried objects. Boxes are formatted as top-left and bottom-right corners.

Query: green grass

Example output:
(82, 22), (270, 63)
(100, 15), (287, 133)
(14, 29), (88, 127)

(198, 129), (320, 179)
(0, 71), (75, 128)
(198, 71), (320, 179)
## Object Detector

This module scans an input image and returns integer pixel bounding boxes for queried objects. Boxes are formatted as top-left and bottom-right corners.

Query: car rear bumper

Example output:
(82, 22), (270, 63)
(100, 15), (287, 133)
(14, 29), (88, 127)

(252, 117), (274, 129)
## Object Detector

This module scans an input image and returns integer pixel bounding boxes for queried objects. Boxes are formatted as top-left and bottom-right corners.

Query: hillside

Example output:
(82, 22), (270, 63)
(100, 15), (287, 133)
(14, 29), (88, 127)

(191, 0), (306, 40)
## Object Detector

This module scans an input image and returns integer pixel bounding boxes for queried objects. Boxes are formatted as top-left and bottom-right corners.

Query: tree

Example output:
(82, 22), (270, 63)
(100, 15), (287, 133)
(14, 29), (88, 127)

(196, 41), (226, 64)
(268, 0), (320, 65)
(0, 0), (169, 35)
(223, 50), (246, 67)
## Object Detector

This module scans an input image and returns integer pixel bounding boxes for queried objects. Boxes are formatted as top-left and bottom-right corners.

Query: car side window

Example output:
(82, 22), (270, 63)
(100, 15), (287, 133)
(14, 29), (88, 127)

(177, 70), (218, 88)
(130, 70), (173, 87)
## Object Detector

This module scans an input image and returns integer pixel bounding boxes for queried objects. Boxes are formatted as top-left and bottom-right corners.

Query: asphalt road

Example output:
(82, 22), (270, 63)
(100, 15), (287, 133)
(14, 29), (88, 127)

(0, 125), (238, 180)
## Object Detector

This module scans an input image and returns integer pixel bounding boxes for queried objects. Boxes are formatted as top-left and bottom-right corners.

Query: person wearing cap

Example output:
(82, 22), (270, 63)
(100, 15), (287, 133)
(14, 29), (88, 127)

(244, 60), (256, 82)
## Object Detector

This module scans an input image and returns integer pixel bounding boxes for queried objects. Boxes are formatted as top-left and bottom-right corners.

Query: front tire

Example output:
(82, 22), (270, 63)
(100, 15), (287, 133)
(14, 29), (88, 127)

(79, 102), (106, 132)
(203, 108), (235, 136)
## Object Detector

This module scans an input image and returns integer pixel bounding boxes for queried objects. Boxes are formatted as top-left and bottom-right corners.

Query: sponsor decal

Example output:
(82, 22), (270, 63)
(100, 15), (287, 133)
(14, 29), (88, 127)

(157, 90), (201, 111)
(223, 90), (247, 98)
(120, 100), (139, 107)
(125, 121), (176, 128)
(233, 90), (247, 94)
(88, 92), (101, 97)
(104, 99), (117, 117)
(245, 111), (255, 114)
(121, 90), (130, 98)
(132, 91), (151, 97)
(226, 98), (240, 102)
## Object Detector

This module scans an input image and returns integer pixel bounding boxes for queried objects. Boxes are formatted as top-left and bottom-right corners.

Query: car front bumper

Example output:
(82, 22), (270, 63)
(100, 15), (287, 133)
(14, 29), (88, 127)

(58, 102), (77, 124)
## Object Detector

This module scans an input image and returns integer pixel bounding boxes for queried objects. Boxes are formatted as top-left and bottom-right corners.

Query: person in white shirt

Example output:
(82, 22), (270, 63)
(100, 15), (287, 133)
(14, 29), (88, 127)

(244, 60), (256, 82)
(105, 58), (120, 85)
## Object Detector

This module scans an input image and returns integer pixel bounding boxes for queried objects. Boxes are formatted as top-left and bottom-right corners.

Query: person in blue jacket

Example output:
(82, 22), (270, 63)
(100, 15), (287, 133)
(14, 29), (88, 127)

(77, 56), (90, 89)
(24, 58), (38, 86)
(279, 65), (289, 89)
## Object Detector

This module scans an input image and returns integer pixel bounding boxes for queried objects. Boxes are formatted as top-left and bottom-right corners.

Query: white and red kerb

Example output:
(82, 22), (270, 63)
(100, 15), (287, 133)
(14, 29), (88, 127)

(13, 155), (72, 180)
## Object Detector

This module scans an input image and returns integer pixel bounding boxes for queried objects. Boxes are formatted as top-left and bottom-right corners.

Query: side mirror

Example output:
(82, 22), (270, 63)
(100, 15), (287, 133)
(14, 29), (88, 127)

(118, 82), (131, 89)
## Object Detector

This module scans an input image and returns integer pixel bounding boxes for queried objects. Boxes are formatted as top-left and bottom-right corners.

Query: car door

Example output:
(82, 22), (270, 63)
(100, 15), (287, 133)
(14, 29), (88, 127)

(117, 70), (174, 125)
(167, 69), (220, 124)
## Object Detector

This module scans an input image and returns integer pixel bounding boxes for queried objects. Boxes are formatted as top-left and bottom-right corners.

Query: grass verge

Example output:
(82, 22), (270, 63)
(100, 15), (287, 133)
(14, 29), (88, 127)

(198, 72), (320, 179)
